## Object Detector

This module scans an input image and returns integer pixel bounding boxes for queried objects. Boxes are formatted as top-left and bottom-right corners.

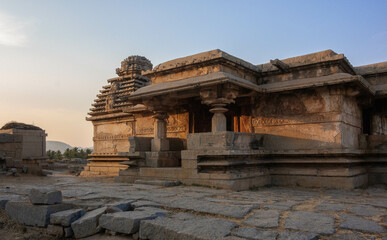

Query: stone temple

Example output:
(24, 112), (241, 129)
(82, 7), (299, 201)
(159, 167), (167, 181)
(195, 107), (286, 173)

(83, 49), (387, 190)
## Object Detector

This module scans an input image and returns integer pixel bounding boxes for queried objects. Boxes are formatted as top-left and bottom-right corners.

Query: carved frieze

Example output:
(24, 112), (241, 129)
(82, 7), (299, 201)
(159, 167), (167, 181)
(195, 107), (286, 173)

(136, 126), (187, 135)
(93, 134), (133, 141)
(252, 113), (340, 127)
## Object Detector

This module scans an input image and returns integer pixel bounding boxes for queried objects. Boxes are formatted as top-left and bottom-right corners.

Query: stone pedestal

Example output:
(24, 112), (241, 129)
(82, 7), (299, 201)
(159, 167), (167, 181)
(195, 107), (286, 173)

(210, 105), (228, 133)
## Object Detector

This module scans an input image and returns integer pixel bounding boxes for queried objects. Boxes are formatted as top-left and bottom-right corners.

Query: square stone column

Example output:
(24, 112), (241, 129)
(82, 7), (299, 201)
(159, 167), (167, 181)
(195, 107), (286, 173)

(151, 113), (169, 151)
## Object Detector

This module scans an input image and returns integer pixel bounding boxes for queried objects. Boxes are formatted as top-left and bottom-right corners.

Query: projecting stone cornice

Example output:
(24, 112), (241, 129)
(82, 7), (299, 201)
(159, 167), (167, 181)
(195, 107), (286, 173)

(260, 73), (375, 95)
(143, 49), (261, 77)
(126, 72), (264, 101)
(257, 49), (356, 75)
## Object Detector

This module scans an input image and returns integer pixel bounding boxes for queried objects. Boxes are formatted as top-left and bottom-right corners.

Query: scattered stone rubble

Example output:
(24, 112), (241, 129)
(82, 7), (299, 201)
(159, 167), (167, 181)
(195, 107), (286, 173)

(0, 181), (386, 239)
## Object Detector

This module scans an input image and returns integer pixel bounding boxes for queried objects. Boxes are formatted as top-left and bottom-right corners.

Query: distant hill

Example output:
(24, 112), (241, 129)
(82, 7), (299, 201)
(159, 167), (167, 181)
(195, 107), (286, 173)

(46, 141), (73, 152)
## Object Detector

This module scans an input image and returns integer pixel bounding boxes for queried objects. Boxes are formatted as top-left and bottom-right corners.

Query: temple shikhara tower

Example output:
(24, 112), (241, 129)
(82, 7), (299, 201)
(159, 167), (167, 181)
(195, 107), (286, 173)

(84, 49), (387, 190)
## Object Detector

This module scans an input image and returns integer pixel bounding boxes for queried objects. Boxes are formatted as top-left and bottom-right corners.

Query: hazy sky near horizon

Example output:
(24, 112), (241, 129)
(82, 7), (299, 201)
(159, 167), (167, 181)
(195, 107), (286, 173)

(0, 0), (386, 147)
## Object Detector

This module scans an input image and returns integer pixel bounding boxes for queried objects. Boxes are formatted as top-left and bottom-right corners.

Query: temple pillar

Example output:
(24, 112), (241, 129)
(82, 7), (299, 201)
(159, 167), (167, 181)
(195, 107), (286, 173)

(151, 112), (169, 151)
(200, 85), (239, 132)
(210, 103), (228, 132)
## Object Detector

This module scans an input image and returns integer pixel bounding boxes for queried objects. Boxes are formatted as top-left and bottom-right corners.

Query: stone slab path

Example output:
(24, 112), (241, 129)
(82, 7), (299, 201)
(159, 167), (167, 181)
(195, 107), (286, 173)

(0, 174), (386, 239)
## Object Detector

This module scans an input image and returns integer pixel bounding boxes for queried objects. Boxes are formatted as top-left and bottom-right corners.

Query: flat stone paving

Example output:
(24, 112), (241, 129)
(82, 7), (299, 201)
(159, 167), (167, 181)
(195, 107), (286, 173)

(0, 174), (386, 239)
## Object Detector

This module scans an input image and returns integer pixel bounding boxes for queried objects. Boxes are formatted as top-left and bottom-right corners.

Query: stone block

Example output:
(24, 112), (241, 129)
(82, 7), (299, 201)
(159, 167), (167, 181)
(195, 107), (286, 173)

(349, 205), (383, 217)
(64, 227), (74, 238)
(5, 201), (73, 227)
(132, 200), (161, 209)
(140, 212), (237, 240)
(134, 179), (180, 187)
(233, 227), (277, 240)
(50, 208), (85, 226)
(187, 132), (258, 150)
(243, 210), (280, 228)
(145, 151), (179, 167)
(263, 201), (299, 210)
(29, 188), (62, 205)
(165, 197), (255, 218)
(330, 233), (367, 240)
(106, 206), (123, 213)
(285, 211), (335, 235)
(339, 214), (386, 233)
(181, 159), (197, 169)
(315, 203), (346, 212)
(278, 231), (318, 240)
(99, 208), (168, 234)
(151, 138), (169, 151)
(47, 224), (63, 237)
(106, 200), (134, 211)
(71, 207), (106, 239)
(0, 195), (26, 209)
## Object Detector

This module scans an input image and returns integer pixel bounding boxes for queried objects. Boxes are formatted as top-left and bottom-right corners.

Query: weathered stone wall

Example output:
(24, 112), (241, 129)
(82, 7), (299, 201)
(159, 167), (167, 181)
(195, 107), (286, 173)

(0, 129), (46, 158)
(93, 112), (189, 155)
(261, 65), (344, 84)
(93, 118), (135, 154)
(0, 133), (22, 160)
(251, 86), (362, 150)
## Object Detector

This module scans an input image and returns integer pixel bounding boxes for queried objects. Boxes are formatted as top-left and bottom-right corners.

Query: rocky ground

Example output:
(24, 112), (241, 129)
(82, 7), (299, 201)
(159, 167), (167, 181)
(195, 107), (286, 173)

(0, 172), (386, 240)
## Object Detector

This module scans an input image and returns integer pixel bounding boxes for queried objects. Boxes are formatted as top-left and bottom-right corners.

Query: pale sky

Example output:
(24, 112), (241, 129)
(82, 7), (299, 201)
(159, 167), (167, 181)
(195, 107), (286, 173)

(0, 0), (386, 147)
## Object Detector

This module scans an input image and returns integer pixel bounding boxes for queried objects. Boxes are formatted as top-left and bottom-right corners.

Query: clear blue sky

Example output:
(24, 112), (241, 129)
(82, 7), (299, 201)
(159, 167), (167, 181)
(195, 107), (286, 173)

(0, 0), (386, 147)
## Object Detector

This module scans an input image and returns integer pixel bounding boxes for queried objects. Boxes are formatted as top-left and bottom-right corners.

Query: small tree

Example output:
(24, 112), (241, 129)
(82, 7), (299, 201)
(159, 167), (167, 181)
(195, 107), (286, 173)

(55, 150), (62, 160)
(46, 150), (55, 160)
(63, 148), (71, 159)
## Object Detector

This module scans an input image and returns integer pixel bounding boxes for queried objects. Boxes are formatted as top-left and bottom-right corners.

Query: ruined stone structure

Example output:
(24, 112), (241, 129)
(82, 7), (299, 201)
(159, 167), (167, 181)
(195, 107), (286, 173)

(0, 122), (47, 173)
(85, 49), (387, 190)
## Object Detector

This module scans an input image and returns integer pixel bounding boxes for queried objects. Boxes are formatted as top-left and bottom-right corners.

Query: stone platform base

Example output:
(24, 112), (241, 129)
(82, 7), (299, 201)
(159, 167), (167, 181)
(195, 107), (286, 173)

(81, 161), (127, 177)
(116, 167), (271, 191)
(115, 161), (383, 190)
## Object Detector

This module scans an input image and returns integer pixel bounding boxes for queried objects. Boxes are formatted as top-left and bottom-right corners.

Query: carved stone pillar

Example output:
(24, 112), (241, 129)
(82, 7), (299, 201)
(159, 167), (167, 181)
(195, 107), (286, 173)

(210, 103), (228, 132)
(200, 84), (239, 133)
(143, 97), (173, 152)
(151, 112), (169, 151)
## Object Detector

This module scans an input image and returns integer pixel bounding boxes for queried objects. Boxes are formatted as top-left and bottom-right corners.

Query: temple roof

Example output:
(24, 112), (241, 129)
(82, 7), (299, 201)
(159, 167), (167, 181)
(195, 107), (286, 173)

(257, 50), (355, 74)
(261, 73), (374, 94)
(354, 61), (387, 75)
(147, 49), (261, 74)
(127, 72), (263, 100)
(88, 49), (387, 121)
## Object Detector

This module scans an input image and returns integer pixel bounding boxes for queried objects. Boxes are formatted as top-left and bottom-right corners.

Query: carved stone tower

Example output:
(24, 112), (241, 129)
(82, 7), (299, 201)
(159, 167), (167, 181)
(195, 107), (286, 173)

(89, 56), (153, 116)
